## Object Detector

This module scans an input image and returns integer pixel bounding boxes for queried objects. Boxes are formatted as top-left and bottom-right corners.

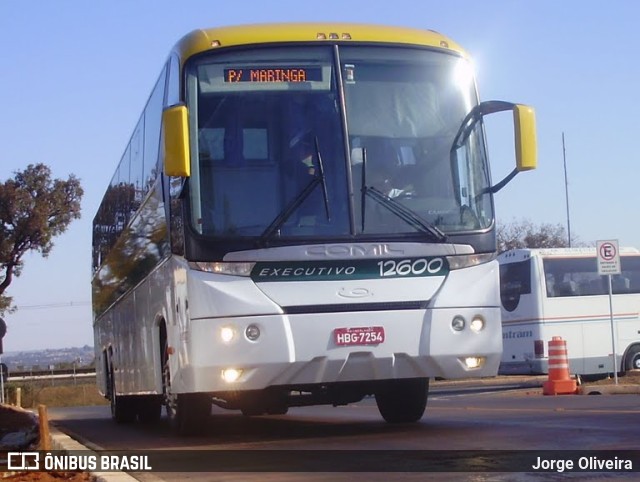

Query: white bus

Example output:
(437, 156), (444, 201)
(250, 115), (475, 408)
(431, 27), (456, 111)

(92, 23), (537, 434)
(499, 247), (640, 376)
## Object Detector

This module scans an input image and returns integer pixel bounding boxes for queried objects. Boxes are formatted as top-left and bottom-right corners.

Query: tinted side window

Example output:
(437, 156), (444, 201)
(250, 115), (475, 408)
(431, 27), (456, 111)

(544, 256), (640, 297)
(500, 259), (531, 312)
(143, 66), (167, 192)
(620, 256), (640, 294)
(130, 116), (145, 210)
(544, 257), (598, 297)
(166, 54), (180, 107)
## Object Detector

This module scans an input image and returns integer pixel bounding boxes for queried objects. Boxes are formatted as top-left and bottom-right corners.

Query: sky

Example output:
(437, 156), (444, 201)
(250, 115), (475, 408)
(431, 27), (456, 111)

(1, 1), (639, 352)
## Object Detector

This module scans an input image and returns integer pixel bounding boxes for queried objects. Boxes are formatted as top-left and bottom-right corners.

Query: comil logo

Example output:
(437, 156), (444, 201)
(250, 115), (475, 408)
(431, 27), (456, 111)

(8, 452), (40, 470)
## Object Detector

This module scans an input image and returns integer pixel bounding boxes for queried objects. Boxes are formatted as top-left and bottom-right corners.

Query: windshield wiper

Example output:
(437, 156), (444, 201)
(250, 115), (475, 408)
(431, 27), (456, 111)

(360, 148), (447, 242)
(260, 136), (330, 243)
(314, 136), (331, 222)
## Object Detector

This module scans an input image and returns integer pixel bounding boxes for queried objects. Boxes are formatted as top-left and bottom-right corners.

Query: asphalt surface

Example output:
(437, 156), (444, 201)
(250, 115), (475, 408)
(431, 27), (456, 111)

(45, 373), (640, 481)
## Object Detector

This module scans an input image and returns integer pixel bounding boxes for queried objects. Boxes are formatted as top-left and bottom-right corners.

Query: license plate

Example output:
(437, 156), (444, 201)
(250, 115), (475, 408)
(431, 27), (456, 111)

(334, 326), (385, 346)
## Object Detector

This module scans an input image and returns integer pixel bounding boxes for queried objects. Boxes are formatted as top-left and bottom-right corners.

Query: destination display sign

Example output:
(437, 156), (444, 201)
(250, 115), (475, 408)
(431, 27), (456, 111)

(224, 66), (322, 83)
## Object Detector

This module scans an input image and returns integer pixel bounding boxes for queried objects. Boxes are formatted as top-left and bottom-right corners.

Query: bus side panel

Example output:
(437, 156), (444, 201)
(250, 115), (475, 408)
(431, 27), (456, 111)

(165, 258), (189, 395)
(500, 322), (543, 374)
(542, 290), (640, 374)
(94, 319), (109, 397)
(615, 295), (640, 371)
(148, 259), (175, 392)
(94, 287), (154, 396)
(134, 278), (165, 394)
(573, 295), (640, 374)
(92, 185), (174, 396)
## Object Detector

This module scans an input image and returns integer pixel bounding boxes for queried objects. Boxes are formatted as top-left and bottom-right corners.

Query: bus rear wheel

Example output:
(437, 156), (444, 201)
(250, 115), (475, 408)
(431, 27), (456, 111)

(624, 345), (640, 372)
(375, 378), (428, 423)
(137, 395), (163, 424)
(109, 366), (136, 423)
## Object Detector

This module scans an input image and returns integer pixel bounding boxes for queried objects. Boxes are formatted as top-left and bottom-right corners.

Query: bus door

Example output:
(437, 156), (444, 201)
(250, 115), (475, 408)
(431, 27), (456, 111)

(499, 254), (541, 370)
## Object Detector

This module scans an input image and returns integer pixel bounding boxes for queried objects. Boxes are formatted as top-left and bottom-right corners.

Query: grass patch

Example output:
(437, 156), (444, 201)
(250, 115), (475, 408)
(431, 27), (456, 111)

(4, 379), (109, 408)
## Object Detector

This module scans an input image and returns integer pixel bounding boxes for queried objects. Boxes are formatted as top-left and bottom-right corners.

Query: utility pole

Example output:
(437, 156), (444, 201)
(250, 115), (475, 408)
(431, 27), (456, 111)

(562, 132), (572, 247)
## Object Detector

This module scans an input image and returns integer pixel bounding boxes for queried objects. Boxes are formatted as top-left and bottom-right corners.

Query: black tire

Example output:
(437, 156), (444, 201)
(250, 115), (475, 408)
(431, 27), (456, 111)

(109, 366), (136, 423)
(137, 395), (163, 424)
(171, 393), (211, 435)
(624, 345), (640, 372)
(161, 336), (210, 435)
(375, 378), (428, 423)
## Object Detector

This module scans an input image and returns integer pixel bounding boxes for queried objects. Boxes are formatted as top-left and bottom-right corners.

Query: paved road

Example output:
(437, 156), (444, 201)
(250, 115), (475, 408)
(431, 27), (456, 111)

(49, 380), (640, 481)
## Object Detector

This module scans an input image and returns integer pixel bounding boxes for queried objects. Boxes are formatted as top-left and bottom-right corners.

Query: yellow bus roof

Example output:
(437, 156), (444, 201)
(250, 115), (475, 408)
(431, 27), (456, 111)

(173, 23), (467, 65)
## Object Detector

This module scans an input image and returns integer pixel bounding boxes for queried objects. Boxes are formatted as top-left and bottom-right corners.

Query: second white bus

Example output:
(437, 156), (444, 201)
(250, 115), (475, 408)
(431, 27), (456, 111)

(499, 247), (640, 376)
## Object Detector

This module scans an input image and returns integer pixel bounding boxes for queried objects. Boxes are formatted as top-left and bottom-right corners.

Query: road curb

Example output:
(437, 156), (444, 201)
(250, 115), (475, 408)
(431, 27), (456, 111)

(579, 384), (640, 395)
(432, 375), (640, 395)
(50, 424), (139, 482)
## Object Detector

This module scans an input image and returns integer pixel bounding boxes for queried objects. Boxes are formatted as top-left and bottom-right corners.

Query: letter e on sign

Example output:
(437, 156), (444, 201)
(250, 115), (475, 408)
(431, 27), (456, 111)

(597, 239), (621, 275)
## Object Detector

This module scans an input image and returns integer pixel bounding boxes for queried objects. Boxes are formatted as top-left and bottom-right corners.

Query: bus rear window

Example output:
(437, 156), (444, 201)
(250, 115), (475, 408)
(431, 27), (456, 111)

(500, 259), (531, 312)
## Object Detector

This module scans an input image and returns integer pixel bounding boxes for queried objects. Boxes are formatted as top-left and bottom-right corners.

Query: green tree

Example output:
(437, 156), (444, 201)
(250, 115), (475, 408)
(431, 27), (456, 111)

(497, 218), (575, 253)
(0, 164), (84, 314)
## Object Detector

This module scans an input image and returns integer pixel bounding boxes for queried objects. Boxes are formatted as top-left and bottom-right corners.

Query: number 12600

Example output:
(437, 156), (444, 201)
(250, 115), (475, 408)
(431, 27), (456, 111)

(377, 258), (445, 277)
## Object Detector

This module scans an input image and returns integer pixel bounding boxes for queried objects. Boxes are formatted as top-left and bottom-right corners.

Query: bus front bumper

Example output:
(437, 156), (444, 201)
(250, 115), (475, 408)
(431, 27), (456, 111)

(171, 307), (502, 393)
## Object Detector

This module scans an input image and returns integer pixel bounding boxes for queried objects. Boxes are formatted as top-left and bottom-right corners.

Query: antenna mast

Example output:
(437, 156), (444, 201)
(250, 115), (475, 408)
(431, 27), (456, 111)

(562, 132), (572, 247)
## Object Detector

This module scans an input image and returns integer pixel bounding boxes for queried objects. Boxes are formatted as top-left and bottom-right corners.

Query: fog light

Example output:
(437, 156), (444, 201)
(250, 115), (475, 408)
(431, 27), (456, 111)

(222, 368), (242, 383)
(470, 316), (485, 333)
(245, 324), (261, 341)
(220, 326), (235, 344)
(464, 357), (485, 369)
(451, 316), (466, 332)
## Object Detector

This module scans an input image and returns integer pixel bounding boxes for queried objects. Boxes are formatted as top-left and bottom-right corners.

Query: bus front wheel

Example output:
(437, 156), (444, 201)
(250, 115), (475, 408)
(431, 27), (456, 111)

(375, 378), (428, 423)
(162, 340), (210, 435)
(168, 393), (211, 435)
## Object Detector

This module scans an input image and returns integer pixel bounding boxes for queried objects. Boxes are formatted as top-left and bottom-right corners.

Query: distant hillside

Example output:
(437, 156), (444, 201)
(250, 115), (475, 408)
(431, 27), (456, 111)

(1, 345), (94, 371)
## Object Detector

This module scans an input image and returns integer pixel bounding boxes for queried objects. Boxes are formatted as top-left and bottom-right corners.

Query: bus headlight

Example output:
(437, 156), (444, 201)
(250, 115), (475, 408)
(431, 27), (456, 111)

(470, 316), (485, 333)
(451, 316), (466, 332)
(446, 253), (496, 270)
(222, 368), (243, 383)
(220, 326), (236, 344)
(189, 262), (255, 276)
(464, 357), (485, 369)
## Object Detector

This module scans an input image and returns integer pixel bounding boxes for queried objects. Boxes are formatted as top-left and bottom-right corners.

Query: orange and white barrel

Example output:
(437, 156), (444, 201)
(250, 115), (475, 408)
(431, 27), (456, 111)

(542, 336), (577, 395)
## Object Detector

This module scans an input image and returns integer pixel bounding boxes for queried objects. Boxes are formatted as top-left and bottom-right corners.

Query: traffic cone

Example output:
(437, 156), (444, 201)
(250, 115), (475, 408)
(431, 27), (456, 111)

(542, 336), (577, 395)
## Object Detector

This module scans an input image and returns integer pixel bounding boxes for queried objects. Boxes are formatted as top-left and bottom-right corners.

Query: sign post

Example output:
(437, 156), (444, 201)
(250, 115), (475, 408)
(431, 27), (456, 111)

(597, 240), (621, 384)
(0, 317), (6, 404)
(0, 318), (7, 403)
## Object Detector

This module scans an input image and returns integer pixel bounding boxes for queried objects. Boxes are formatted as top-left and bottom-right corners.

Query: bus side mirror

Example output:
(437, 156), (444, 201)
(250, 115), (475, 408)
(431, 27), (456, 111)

(163, 104), (191, 177)
(451, 101), (537, 194)
(514, 104), (537, 172)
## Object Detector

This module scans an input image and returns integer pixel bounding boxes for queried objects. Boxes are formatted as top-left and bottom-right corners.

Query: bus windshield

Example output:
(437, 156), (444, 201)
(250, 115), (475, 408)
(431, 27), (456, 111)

(185, 45), (491, 241)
